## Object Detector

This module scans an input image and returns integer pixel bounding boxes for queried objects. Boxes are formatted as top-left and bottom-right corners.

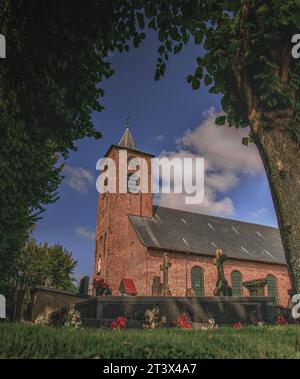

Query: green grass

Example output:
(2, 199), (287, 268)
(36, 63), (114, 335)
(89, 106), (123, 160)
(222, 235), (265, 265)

(0, 323), (300, 359)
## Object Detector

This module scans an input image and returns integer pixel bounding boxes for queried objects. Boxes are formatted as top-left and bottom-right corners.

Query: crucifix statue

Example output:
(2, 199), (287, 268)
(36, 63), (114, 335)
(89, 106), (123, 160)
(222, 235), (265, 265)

(160, 253), (172, 296)
(213, 248), (232, 296)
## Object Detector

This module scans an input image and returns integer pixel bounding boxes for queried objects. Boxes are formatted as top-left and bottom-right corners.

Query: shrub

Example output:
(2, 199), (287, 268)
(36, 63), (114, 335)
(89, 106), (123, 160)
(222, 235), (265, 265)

(143, 308), (166, 329)
(63, 307), (82, 329)
(175, 313), (192, 329)
(200, 318), (219, 331)
(208, 318), (218, 329)
(111, 316), (126, 330)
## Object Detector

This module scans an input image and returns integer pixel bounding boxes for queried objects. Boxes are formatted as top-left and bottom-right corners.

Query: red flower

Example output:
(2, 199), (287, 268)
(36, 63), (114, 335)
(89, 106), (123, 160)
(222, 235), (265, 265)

(175, 313), (192, 329)
(232, 322), (243, 329)
(111, 316), (126, 330)
(276, 314), (287, 325)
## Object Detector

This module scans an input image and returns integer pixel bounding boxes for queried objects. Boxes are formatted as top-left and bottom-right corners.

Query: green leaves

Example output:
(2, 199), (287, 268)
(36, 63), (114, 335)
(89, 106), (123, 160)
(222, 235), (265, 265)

(194, 30), (203, 45)
(174, 42), (183, 54)
(136, 13), (145, 29)
(192, 79), (200, 90)
(242, 137), (250, 146)
(0, 1), (153, 300)
(215, 115), (226, 126)
(204, 75), (213, 86)
(195, 66), (203, 79)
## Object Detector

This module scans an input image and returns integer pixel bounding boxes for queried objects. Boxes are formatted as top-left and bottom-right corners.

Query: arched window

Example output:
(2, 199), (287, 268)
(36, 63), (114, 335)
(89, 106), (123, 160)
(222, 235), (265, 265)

(267, 275), (278, 304)
(231, 271), (243, 296)
(191, 267), (204, 296)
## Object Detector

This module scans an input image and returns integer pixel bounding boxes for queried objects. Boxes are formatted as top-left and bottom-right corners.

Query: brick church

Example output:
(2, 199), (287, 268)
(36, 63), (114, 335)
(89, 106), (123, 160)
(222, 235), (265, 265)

(93, 128), (292, 307)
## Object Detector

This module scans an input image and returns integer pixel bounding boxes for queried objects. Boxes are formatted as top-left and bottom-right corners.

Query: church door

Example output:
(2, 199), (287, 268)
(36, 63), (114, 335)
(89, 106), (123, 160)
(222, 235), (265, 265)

(192, 267), (204, 296)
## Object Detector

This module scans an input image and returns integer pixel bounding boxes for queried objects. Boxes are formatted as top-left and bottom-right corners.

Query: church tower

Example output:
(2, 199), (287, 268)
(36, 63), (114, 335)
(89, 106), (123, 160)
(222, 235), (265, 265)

(93, 126), (153, 294)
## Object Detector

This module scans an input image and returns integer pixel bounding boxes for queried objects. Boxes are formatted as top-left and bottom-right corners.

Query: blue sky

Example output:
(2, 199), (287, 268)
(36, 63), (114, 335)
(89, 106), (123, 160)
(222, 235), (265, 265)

(34, 31), (277, 282)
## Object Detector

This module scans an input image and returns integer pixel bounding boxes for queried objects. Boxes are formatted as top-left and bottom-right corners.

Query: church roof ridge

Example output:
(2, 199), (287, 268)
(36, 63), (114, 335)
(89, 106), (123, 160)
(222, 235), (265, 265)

(152, 205), (279, 231)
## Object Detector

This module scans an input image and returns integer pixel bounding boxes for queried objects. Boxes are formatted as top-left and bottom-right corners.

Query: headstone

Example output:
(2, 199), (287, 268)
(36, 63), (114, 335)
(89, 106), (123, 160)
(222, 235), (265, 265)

(213, 248), (232, 296)
(0, 294), (6, 319)
(243, 278), (267, 297)
(0, 34), (6, 59)
(79, 276), (89, 296)
(152, 276), (163, 296)
(160, 253), (172, 296)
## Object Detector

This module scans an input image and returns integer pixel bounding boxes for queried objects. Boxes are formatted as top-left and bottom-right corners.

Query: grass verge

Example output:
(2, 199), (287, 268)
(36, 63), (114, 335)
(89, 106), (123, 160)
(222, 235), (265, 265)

(0, 323), (300, 359)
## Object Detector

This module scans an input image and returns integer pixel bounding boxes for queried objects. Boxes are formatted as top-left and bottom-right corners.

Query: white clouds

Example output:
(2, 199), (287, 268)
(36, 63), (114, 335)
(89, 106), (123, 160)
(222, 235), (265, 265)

(249, 207), (267, 218)
(179, 108), (263, 174)
(156, 108), (264, 216)
(63, 165), (94, 193)
(75, 226), (95, 241)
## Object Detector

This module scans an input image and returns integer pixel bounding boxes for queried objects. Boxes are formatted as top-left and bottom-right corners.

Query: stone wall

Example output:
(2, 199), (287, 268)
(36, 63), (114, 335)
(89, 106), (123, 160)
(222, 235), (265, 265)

(76, 296), (279, 328)
(30, 286), (90, 321)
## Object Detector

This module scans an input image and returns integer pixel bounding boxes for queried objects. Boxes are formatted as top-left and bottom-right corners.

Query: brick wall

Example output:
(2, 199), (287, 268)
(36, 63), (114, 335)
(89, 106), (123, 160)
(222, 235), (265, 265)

(143, 249), (291, 307)
(93, 145), (152, 293)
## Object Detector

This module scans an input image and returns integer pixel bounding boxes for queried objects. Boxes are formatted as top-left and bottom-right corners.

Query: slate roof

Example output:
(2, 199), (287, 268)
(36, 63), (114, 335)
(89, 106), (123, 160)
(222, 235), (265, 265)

(118, 127), (136, 150)
(104, 127), (154, 158)
(129, 206), (286, 265)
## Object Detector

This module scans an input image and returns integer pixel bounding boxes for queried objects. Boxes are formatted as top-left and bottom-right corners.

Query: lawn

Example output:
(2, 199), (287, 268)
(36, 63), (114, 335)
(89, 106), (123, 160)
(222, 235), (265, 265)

(0, 323), (300, 359)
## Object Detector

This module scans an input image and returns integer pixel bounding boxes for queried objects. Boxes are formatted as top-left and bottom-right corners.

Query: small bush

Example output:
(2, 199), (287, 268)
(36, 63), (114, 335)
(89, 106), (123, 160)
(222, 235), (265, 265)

(63, 307), (82, 329)
(143, 308), (166, 329)
(201, 318), (219, 331)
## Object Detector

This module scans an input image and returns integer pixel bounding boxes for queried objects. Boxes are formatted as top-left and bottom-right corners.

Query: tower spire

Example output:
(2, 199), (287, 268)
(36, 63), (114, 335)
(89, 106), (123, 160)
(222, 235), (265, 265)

(118, 116), (136, 150)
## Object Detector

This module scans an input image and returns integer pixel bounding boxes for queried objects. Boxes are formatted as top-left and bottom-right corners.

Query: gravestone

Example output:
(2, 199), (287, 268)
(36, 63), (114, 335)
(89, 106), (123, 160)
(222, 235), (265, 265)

(243, 278), (267, 297)
(0, 294), (6, 319)
(79, 276), (89, 296)
(152, 276), (163, 296)
(0, 34), (5, 59)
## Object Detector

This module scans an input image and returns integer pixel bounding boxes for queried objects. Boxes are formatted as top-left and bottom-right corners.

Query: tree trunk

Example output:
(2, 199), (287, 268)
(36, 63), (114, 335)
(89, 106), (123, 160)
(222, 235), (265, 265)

(250, 110), (300, 293)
